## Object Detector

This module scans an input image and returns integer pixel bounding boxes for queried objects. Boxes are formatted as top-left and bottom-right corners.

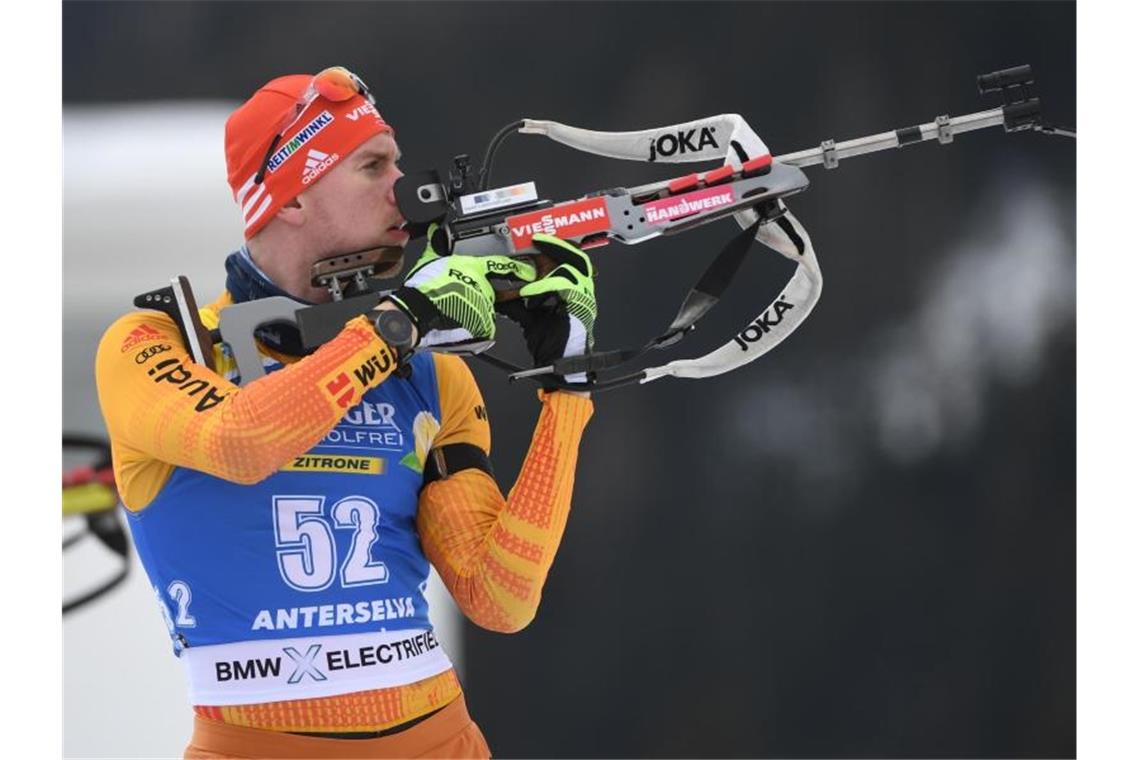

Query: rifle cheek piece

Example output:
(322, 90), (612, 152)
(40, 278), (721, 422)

(394, 169), (449, 229)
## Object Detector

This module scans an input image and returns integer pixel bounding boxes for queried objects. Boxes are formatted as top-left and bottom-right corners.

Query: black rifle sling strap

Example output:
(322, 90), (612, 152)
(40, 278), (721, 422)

(474, 215), (764, 390)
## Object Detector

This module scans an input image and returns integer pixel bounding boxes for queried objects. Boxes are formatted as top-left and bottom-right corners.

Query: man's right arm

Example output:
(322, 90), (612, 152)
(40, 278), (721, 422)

(95, 311), (398, 508)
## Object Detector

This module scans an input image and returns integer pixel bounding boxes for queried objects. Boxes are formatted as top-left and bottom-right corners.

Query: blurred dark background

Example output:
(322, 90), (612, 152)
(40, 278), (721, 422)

(64, 1), (1075, 757)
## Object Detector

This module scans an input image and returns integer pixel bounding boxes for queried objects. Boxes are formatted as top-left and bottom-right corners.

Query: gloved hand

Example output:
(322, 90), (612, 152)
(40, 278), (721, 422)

(496, 233), (597, 385)
(387, 224), (536, 353)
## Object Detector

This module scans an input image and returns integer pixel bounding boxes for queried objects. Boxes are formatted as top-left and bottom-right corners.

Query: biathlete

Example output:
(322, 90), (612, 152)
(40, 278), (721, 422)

(95, 66), (597, 759)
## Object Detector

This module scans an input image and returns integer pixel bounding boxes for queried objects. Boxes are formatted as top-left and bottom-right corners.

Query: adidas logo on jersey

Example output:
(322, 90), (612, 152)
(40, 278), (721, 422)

(302, 149), (340, 185)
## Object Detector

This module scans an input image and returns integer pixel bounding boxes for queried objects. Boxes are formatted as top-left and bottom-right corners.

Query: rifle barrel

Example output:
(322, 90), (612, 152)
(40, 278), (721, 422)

(775, 107), (1007, 169)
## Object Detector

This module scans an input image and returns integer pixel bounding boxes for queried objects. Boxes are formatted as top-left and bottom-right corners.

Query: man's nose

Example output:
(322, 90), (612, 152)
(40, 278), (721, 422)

(386, 166), (405, 205)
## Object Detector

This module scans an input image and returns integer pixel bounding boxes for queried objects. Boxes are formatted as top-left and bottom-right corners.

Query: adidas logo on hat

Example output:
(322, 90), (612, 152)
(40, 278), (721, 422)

(302, 148), (340, 185)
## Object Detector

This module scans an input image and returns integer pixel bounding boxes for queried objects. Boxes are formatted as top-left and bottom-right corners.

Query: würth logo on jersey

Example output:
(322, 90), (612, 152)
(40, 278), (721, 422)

(351, 351), (392, 386)
(302, 149), (340, 185)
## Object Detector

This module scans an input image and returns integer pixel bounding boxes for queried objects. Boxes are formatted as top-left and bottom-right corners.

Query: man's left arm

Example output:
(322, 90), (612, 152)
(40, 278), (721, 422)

(416, 353), (593, 633)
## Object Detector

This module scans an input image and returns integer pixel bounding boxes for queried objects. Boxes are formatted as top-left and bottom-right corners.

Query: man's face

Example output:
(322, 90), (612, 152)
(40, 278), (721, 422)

(295, 131), (408, 268)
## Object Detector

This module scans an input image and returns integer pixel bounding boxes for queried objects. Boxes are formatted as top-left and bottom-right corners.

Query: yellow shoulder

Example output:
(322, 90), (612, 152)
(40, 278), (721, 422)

(96, 291), (237, 380)
(431, 353), (491, 454)
(96, 310), (184, 366)
(93, 311), (186, 512)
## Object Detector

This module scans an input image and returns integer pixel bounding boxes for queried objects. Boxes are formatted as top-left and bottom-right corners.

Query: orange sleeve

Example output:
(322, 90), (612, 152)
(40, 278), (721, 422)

(95, 310), (399, 510)
(417, 357), (593, 633)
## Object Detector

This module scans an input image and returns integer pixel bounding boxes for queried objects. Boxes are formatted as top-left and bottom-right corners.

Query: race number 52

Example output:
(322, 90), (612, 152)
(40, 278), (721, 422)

(273, 495), (390, 591)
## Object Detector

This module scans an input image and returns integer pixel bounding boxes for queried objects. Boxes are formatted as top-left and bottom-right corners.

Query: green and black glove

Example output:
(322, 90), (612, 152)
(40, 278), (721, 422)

(496, 233), (597, 386)
(387, 224), (536, 353)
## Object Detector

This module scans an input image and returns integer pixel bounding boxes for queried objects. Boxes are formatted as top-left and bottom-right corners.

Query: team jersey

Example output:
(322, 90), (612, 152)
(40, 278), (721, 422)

(95, 290), (594, 731)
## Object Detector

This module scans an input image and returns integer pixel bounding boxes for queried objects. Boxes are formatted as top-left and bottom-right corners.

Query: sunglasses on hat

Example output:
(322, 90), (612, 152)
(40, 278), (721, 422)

(253, 66), (375, 185)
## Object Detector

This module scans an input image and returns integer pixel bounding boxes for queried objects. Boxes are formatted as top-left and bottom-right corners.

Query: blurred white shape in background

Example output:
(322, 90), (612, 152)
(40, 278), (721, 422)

(872, 184), (1075, 462)
(727, 180), (1074, 498)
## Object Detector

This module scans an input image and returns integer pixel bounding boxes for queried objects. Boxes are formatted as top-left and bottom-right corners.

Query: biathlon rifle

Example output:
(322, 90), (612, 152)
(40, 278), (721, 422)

(141, 65), (1073, 392)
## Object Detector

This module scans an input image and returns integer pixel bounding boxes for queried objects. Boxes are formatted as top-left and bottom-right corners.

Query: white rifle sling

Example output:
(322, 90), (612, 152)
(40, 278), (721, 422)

(520, 115), (822, 384)
(641, 204), (822, 382)
(520, 114), (767, 166)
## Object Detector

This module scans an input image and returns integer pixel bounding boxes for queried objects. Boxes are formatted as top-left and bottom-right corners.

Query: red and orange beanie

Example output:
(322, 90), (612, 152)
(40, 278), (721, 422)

(224, 74), (393, 239)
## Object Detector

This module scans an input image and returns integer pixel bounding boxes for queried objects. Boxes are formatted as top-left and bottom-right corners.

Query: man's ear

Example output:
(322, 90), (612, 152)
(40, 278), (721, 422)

(274, 195), (304, 227)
